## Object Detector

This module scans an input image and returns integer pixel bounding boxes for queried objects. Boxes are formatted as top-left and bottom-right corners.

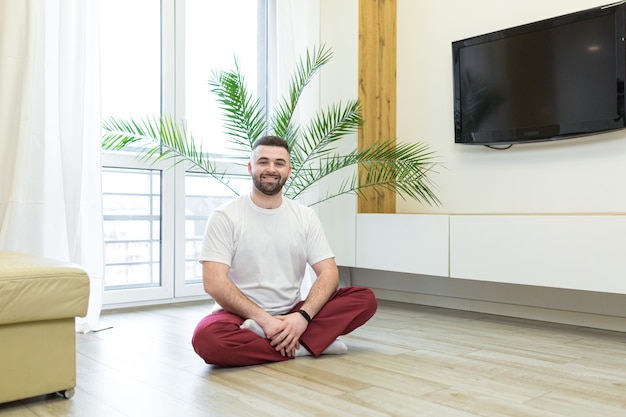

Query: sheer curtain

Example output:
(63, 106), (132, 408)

(270, 0), (321, 296)
(269, 0), (321, 114)
(0, 0), (104, 332)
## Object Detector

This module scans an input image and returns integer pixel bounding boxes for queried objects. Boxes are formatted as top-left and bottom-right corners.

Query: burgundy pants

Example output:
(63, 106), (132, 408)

(191, 286), (377, 367)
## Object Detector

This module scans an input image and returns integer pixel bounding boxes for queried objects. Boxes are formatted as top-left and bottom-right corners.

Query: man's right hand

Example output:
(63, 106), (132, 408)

(263, 313), (307, 357)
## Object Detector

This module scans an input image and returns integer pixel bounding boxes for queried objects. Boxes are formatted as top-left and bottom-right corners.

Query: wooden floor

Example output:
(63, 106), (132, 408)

(1, 300), (625, 417)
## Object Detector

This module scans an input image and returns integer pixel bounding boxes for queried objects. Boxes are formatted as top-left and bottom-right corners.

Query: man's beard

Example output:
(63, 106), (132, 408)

(252, 174), (287, 196)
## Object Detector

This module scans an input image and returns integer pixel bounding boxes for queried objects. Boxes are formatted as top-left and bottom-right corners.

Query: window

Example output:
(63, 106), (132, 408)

(102, 168), (161, 290)
(100, 0), (266, 305)
(183, 0), (261, 156)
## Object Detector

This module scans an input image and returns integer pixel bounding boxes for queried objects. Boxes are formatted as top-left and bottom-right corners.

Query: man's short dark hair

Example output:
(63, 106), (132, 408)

(252, 136), (289, 152)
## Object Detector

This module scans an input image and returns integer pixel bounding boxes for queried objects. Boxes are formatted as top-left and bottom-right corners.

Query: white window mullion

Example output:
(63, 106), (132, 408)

(174, 164), (205, 298)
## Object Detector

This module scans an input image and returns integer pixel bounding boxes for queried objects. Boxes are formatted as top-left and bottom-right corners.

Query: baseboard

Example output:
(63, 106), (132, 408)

(371, 288), (626, 333)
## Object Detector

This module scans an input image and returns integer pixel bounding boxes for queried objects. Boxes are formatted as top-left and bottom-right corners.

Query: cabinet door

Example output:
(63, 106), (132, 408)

(450, 215), (626, 294)
(356, 214), (449, 276)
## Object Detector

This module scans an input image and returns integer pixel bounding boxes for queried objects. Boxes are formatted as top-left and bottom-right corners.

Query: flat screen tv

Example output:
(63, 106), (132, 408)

(452, 2), (626, 146)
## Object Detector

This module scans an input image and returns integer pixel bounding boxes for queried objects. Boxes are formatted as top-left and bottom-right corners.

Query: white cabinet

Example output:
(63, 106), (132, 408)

(449, 215), (626, 294)
(355, 213), (626, 295)
(356, 214), (449, 276)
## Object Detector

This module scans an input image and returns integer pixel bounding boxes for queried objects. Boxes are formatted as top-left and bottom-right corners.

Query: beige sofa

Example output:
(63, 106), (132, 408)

(0, 251), (90, 403)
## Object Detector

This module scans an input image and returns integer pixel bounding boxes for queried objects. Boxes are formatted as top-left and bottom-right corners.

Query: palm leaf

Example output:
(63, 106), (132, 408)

(285, 100), (362, 196)
(271, 44), (334, 142)
(356, 141), (441, 205)
(208, 58), (267, 156)
(101, 115), (237, 195)
(285, 140), (441, 207)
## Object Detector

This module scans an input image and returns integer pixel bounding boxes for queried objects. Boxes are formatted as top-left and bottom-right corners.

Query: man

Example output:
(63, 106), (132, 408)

(192, 135), (377, 367)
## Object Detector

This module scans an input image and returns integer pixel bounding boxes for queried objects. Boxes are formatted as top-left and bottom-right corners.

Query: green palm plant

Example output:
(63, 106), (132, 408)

(102, 44), (441, 207)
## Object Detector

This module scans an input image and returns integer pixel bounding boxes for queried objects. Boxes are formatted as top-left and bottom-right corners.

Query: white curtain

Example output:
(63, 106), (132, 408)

(269, 0), (321, 114)
(0, 0), (104, 332)
(270, 0), (321, 296)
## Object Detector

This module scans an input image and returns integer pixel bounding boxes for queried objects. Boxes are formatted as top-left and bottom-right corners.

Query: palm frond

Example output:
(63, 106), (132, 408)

(271, 44), (334, 141)
(101, 115), (238, 195)
(296, 100), (362, 159)
(208, 58), (267, 155)
(285, 100), (362, 195)
(285, 141), (441, 207)
(356, 141), (441, 206)
(357, 141), (441, 205)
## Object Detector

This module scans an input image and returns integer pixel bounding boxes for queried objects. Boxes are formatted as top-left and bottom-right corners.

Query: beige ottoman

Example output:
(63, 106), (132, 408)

(0, 251), (90, 403)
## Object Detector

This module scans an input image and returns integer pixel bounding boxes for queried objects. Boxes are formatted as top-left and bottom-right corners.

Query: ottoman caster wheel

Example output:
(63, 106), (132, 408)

(60, 388), (75, 399)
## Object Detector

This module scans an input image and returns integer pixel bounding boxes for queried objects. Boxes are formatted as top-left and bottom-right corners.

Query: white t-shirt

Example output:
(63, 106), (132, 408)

(200, 194), (335, 314)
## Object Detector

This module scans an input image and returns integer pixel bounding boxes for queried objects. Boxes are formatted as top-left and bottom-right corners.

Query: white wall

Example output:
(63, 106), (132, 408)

(316, 0), (626, 217)
(317, 0), (359, 266)
(396, 0), (626, 214)
(316, 0), (626, 331)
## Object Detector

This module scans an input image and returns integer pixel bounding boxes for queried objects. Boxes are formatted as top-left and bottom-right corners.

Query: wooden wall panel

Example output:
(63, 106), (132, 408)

(358, 0), (397, 213)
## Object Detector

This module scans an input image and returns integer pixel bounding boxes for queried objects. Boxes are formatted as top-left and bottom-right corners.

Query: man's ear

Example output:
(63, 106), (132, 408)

(247, 161), (252, 174)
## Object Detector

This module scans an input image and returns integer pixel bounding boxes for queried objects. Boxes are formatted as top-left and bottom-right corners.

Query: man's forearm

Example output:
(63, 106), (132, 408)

(300, 265), (339, 319)
(202, 262), (270, 322)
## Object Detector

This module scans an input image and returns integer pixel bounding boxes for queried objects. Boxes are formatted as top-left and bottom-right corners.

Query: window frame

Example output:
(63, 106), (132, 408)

(101, 0), (268, 307)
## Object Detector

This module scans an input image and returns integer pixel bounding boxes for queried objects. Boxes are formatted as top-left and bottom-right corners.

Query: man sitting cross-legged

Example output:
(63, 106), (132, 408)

(191, 135), (377, 367)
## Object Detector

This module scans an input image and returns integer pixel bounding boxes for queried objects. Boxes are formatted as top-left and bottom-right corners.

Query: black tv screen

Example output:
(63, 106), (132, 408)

(452, 3), (626, 145)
